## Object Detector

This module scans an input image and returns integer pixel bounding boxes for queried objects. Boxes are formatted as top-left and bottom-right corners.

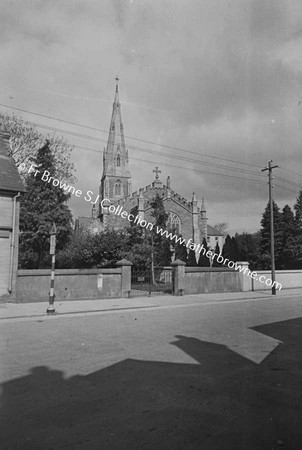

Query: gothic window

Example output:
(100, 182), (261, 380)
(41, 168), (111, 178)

(115, 179), (121, 196)
(117, 154), (121, 167)
(167, 212), (181, 234)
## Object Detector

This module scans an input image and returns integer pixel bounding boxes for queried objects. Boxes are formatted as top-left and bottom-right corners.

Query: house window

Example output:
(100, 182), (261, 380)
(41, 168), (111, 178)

(167, 212), (181, 234)
(117, 154), (121, 167)
(115, 179), (121, 196)
(215, 236), (218, 241)
(207, 237), (210, 242)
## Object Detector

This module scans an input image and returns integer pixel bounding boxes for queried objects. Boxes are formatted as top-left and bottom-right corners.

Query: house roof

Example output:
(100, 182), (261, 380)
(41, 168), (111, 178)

(0, 130), (26, 193)
(207, 224), (224, 236)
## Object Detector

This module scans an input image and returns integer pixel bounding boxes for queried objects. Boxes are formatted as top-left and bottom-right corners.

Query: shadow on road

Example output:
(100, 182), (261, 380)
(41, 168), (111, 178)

(1, 318), (302, 449)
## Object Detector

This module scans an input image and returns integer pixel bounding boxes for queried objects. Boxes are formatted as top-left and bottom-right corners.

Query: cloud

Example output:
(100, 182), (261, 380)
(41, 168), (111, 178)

(1, 0), (302, 233)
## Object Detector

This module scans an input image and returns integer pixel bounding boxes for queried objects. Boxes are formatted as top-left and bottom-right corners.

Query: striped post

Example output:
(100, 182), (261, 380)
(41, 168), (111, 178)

(47, 255), (56, 314)
(47, 223), (57, 314)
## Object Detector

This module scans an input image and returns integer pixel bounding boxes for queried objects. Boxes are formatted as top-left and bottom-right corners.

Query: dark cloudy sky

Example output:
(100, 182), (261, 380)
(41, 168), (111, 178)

(1, 0), (302, 234)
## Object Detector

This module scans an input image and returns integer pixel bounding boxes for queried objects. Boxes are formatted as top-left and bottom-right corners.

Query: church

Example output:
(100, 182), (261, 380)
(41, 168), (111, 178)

(76, 79), (224, 254)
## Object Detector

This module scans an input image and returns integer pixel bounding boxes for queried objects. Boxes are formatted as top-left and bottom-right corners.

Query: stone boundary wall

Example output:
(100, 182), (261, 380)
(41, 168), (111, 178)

(251, 269), (302, 291)
(184, 266), (241, 294)
(11, 262), (302, 303)
(16, 267), (122, 303)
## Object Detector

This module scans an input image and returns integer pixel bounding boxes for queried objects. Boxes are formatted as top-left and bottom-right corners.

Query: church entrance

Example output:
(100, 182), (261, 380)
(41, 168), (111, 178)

(130, 266), (173, 297)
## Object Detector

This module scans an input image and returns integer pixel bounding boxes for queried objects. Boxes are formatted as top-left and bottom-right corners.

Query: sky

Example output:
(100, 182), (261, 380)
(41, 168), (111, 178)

(1, 0), (302, 234)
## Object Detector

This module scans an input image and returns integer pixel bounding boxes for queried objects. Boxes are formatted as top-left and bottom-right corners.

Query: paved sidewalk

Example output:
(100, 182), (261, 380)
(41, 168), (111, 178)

(0, 287), (301, 320)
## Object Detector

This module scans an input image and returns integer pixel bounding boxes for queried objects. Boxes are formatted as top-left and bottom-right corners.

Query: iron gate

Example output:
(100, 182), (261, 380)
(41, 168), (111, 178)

(130, 266), (173, 297)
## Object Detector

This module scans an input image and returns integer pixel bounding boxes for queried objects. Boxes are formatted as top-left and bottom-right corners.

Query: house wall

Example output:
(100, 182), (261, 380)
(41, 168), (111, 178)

(0, 194), (20, 298)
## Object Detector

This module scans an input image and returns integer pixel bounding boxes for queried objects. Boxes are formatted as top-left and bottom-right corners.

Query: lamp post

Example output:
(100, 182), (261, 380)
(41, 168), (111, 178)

(47, 222), (57, 314)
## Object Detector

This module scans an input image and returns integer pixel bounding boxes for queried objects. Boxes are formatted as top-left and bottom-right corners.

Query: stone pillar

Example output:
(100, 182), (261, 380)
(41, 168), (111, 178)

(166, 176), (171, 198)
(236, 261), (251, 292)
(171, 259), (186, 296)
(138, 189), (145, 220)
(192, 192), (200, 260)
(200, 196), (208, 242)
(116, 259), (133, 297)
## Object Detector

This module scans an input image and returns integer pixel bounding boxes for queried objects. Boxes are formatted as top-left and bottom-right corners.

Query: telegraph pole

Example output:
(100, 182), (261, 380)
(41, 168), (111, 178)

(47, 222), (57, 314)
(262, 160), (278, 295)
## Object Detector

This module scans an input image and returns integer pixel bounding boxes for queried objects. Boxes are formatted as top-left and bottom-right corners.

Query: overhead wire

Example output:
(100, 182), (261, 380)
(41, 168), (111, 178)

(1, 103), (300, 194)
(21, 119), (268, 179)
(0, 102), (262, 168)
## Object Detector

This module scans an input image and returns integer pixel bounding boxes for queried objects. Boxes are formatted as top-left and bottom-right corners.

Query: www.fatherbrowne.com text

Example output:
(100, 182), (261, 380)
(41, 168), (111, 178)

(20, 159), (281, 292)
(101, 198), (282, 291)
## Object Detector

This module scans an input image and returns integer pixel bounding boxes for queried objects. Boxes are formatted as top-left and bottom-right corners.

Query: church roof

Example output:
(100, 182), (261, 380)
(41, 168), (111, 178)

(207, 224), (224, 236)
(0, 129), (26, 193)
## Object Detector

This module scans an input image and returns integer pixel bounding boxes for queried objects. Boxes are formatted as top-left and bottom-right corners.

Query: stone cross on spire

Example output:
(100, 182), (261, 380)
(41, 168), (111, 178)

(115, 75), (119, 92)
(153, 166), (161, 180)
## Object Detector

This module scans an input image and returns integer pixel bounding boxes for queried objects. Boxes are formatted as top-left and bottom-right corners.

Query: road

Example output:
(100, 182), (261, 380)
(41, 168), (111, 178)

(1, 294), (302, 449)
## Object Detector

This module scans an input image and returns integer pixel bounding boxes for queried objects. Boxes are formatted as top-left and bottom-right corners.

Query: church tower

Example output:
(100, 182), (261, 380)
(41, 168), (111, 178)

(100, 77), (132, 216)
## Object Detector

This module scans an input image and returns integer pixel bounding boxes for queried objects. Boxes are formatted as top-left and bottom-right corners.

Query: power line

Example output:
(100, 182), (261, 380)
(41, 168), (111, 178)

(73, 143), (300, 194)
(0, 102), (263, 169)
(279, 167), (302, 179)
(72, 144), (266, 184)
(276, 176), (302, 189)
(29, 120), (301, 187)
(1, 103), (299, 194)
(274, 184), (299, 194)
(21, 119), (268, 179)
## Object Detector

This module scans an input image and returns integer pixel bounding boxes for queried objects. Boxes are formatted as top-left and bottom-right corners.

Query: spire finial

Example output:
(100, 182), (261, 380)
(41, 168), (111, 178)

(115, 75), (119, 92)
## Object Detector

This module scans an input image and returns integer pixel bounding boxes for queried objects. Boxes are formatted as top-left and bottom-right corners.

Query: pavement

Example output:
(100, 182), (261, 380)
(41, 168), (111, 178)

(0, 287), (301, 322)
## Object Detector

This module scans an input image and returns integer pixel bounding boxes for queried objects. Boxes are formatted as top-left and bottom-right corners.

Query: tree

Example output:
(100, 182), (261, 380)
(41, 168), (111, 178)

(278, 205), (297, 269)
(213, 222), (228, 236)
(0, 113), (75, 183)
(259, 201), (283, 269)
(149, 194), (172, 267)
(56, 229), (97, 268)
(294, 190), (302, 231)
(123, 225), (152, 268)
(212, 242), (221, 267)
(198, 238), (210, 267)
(187, 248), (197, 266)
(222, 234), (239, 263)
(19, 141), (73, 268)
(174, 240), (188, 263)
(235, 232), (261, 270)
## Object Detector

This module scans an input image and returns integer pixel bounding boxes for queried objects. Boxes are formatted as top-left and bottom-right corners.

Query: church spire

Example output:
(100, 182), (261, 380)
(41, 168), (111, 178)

(100, 78), (132, 214)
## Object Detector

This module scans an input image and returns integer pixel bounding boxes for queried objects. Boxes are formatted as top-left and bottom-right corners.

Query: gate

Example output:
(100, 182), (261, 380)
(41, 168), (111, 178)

(131, 266), (173, 297)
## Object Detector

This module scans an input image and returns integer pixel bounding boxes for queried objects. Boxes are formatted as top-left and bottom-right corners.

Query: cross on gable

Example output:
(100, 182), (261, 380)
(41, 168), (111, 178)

(153, 166), (161, 180)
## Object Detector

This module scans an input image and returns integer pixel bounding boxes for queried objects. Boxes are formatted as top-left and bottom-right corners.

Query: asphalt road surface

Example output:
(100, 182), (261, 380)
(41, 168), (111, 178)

(1, 294), (302, 449)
